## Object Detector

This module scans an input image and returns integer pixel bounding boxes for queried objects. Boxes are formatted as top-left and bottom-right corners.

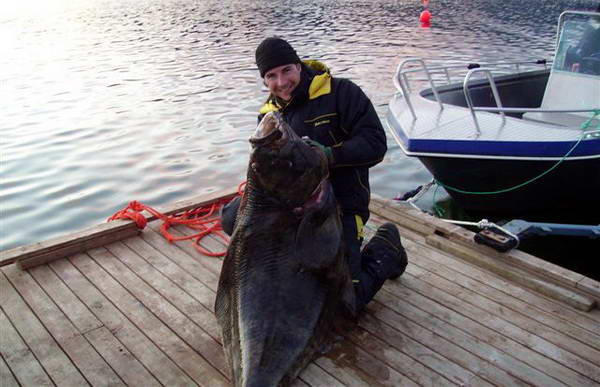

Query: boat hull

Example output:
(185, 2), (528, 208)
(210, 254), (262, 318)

(419, 155), (600, 220)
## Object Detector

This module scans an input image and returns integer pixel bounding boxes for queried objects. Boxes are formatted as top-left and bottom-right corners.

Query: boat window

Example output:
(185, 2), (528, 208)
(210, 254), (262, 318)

(554, 17), (600, 76)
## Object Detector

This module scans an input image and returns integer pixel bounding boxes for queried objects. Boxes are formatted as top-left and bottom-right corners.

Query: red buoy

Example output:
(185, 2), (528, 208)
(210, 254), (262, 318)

(420, 9), (431, 24)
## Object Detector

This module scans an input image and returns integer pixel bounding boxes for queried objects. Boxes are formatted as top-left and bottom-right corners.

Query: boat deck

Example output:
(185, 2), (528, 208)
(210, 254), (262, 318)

(1, 191), (599, 386)
(385, 87), (599, 159)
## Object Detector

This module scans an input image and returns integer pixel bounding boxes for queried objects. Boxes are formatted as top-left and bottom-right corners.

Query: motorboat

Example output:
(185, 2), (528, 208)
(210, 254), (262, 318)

(385, 10), (600, 219)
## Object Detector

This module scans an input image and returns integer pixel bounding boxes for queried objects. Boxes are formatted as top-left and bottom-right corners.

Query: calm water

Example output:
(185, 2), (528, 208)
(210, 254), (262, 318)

(1, 0), (597, 271)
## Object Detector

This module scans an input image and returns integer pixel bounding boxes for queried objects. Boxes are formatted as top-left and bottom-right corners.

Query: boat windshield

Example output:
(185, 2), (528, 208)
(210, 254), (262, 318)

(554, 14), (600, 76)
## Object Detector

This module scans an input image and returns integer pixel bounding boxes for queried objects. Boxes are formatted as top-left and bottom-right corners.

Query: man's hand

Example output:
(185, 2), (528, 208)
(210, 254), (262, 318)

(303, 138), (334, 165)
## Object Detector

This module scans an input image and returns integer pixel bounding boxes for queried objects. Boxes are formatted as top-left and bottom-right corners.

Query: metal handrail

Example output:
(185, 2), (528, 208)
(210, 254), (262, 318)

(394, 60), (549, 83)
(394, 58), (443, 120)
(463, 68), (505, 133)
(462, 68), (599, 132)
(392, 58), (551, 122)
(393, 57), (599, 132)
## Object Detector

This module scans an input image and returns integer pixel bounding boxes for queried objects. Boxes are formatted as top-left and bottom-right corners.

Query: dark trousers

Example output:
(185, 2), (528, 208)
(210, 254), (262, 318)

(341, 213), (389, 313)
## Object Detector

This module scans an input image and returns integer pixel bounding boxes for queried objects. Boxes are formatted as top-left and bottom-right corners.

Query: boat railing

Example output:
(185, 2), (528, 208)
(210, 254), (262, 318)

(394, 58), (598, 132)
(463, 68), (600, 133)
(393, 58), (443, 120)
(393, 58), (550, 121)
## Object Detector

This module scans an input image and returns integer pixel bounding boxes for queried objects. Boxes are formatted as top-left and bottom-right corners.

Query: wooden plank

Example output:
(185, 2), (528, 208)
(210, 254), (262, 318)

(107, 239), (222, 346)
(0, 309), (53, 386)
(314, 356), (373, 387)
(315, 346), (419, 387)
(28, 264), (103, 334)
(361, 305), (530, 387)
(496, 248), (586, 289)
(370, 196), (460, 237)
(0, 222), (137, 268)
(577, 277), (600, 305)
(386, 274), (597, 386)
(3, 265), (125, 386)
(83, 246), (229, 386)
(291, 378), (310, 387)
(0, 355), (19, 387)
(369, 212), (600, 336)
(131, 228), (219, 305)
(369, 198), (436, 236)
(141, 225), (221, 292)
(407, 238), (600, 352)
(442, 225), (596, 296)
(0, 270), (88, 386)
(0, 187), (239, 268)
(50, 256), (196, 386)
(370, 196), (600, 303)
(373, 289), (562, 386)
(345, 325), (462, 386)
(16, 225), (141, 270)
(150, 221), (224, 277)
(356, 312), (495, 386)
(406, 234), (600, 336)
(404, 259), (600, 376)
(426, 234), (595, 311)
(299, 363), (345, 387)
(84, 326), (161, 387)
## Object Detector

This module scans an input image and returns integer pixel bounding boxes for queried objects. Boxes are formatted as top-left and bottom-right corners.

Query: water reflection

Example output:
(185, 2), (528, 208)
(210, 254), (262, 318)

(0, 0), (597, 253)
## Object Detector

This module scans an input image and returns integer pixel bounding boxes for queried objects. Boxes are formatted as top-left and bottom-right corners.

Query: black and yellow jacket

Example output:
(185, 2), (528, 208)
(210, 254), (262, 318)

(258, 60), (387, 221)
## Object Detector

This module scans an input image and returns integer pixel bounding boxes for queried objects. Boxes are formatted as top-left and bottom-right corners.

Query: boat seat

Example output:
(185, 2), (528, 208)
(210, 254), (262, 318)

(522, 70), (600, 127)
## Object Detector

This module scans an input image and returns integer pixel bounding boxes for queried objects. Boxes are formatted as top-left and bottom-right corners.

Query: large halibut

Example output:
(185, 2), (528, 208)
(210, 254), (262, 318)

(215, 111), (355, 387)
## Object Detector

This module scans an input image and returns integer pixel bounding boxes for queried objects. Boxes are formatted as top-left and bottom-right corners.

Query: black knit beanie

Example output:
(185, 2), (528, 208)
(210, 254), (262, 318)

(255, 37), (301, 77)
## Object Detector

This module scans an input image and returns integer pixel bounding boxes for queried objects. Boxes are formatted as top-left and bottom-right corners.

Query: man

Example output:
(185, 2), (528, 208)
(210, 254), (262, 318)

(224, 37), (408, 313)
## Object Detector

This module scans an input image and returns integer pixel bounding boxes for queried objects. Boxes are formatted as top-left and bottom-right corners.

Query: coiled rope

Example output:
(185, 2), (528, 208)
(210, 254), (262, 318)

(108, 182), (245, 257)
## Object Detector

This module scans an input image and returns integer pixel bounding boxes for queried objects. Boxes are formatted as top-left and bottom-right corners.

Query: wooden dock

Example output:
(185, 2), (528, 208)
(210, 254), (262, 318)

(1, 189), (599, 386)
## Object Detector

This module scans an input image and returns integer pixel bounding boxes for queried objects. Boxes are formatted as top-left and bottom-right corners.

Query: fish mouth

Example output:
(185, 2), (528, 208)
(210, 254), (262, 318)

(249, 112), (289, 148)
(293, 178), (331, 216)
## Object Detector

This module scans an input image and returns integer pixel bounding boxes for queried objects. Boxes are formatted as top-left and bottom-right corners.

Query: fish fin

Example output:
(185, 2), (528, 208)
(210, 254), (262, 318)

(220, 196), (241, 236)
(215, 252), (242, 381)
(295, 208), (342, 271)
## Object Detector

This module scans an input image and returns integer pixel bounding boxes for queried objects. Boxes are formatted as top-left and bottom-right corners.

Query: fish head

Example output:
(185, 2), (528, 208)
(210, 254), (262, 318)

(249, 111), (328, 208)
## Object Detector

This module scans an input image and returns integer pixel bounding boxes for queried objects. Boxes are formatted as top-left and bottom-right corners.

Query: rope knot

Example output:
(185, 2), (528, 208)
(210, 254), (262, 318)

(129, 212), (148, 229)
(129, 200), (146, 212)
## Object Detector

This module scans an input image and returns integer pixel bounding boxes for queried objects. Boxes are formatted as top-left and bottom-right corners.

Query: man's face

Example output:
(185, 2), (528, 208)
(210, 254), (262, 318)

(263, 63), (301, 101)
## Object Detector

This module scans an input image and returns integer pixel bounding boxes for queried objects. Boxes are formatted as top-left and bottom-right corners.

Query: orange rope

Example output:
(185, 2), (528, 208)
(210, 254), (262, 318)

(107, 182), (245, 257)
